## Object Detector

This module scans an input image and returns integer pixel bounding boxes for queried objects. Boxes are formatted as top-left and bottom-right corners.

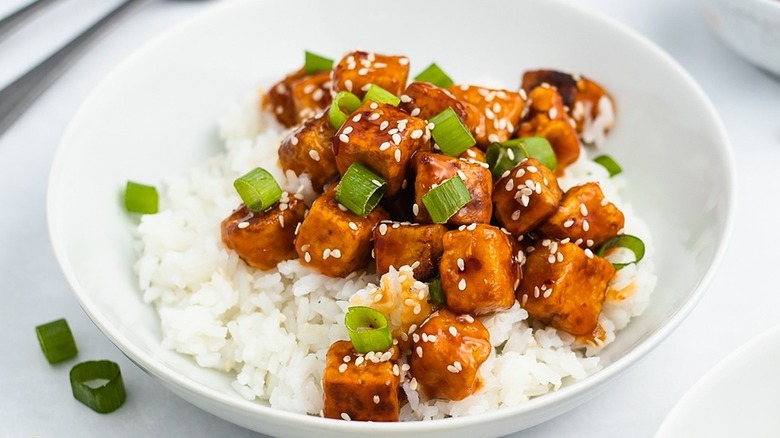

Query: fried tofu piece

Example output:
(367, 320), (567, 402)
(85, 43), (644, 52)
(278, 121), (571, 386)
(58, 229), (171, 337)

(263, 68), (306, 127)
(333, 101), (429, 197)
(294, 186), (389, 277)
(518, 85), (580, 172)
(399, 81), (476, 123)
(517, 239), (615, 336)
(373, 221), (447, 280)
(278, 113), (339, 192)
(412, 152), (493, 226)
(331, 51), (410, 99)
(538, 182), (625, 248)
(492, 158), (562, 236)
(447, 85), (525, 148)
(290, 70), (333, 122)
(521, 69), (616, 146)
(439, 224), (519, 315)
(322, 340), (400, 422)
(408, 309), (491, 401)
(221, 194), (306, 270)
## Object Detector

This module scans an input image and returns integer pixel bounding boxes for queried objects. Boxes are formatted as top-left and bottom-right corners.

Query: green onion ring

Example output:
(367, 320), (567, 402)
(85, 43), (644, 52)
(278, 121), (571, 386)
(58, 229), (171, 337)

(596, 234), (645, 270)
(233, 167), (282, 212)
(421, 176), (472, 224)
(304, 50), (333, 75)
(345, 306), (393, 353)
(414, 63), (454, 88)
(362, 84), (400, 107)
(328, 91), (362, 129)
(36, 318), (78, 364)
(335, 163), (387, 217)
(429, 107), (476, 156)
(593, 154), (623, 177)
(124, 181), (159, 214)
(70, 360), (126, 413)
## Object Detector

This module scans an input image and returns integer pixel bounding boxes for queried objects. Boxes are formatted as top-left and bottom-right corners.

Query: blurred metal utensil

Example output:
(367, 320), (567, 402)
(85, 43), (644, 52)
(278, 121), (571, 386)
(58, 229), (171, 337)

(0, 0), (153, 137)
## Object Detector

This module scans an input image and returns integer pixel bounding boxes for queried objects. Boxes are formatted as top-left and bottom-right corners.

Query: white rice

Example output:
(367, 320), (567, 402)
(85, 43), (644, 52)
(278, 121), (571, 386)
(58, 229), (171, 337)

(134, 92), (656, 420)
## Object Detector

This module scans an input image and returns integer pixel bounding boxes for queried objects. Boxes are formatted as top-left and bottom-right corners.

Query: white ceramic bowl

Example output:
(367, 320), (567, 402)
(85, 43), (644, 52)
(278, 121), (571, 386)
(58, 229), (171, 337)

(699, 0), (780, 77)
(47, 0), (736, 436)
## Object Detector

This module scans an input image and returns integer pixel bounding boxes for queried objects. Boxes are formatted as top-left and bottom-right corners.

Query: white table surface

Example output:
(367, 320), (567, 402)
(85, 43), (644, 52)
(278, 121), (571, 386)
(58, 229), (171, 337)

(1, 0), (778, 436)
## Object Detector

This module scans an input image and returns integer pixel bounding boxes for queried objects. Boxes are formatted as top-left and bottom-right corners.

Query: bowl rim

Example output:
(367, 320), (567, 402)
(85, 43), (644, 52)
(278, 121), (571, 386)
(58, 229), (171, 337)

(47, 0), (738, 434)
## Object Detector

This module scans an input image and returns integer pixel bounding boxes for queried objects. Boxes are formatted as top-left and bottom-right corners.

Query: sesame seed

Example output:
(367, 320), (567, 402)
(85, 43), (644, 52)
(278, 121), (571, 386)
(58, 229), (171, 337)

(369, 112), (380, 121)
(355, 356), (365, 366)
(557, 252), (564, 262)
(410, 377), (418, 391)
(412, 203), (419, 216)
(506, 147), (515, 160)
(404, 298), (416, 307)
(413, 303), (421, 314)
(521, 294), (529, 305)
(586, 239), (594, 247)
(580, 204), (589, 216)
(488, 133), (500, 143)
(449, 326), (458, 337)
(447, 364), (459, 373)
(458, 278), (467, 290)
(511, 210), (521, 221)
(411, 129), (423, 139)
(392, 133), (402, 145)
(454, 361), (462, 371)
(278, 216), (285, 227)
(501, 170), (511, 179)
(457, 258), (465, 271)
(399, 57), (409, 66)
(394, 149), (401, 162)
(358, 68), (369, 76)
(548, 254), (556, 264)
(344, 80), (353, 92)
(467, 223), (477, 231)
(290, 136), (299, 145)
(379, 141), (391, 151)
(339, 134), (349, 143)
(416, 346), (423, 357)
(400, 94), (412, 103)
(549, 107), (558, 119)
(322, 248), (331, 259)
(379, 223), (388, 235)
(278, 202), (289, 211)
(410, 108), (421, 117)
(352, 114), (362, 122)
(369, 102), (378, 109)
(373, 395), (381, 404)
(462, 314), (474, 323)
(583, 220), (590, 231)
(412, 333), (420, 343)
(534, 286), (541, 298)
(343, 355), (351, 363)
(304, 252), (311, 262)
(379, 120), (389, 131)
(521, 194), (530, 207)
(312, 88), (324, 101)
(331, 249), (342, 259)
(308, 149), (320, 161)
(341, 412), (351, 421)
(348, 222), (358, 231)
(373, 293), (383, 302)
(585, 248), (594, 258)
(543, 288), (553, 298)
(527, 166), (538, 173)
(563, 219), (575, 228)
(505, 179), (514, 191)
(237, 221), (250, 229)
(337, 203), (348, 212)
(339, 363), (348, 373)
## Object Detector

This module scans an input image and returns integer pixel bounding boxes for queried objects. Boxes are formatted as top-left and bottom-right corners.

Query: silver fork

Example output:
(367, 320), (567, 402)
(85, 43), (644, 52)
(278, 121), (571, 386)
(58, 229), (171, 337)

(0, 0), (153, 137)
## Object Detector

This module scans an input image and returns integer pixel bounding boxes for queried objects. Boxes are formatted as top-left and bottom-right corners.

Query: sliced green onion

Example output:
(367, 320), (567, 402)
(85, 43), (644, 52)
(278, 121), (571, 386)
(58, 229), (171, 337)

(233, 167), (282, 212)
(345, 306), (393, 353)
(124, 181), (158, 214)
(414, 63), (454, 88)
(596, 234), (646, 270)
(304, 51), (333, 75)
(593, 154), (623, 177)
(70, 360), (126, 413)
(335, 163), (387, 217)
(328, 90), (362, 129)
(429, 107), (476, 156)
(428, 277), (445, 307)
(36, 318), (77, 364)
(362, 84), (400, 107)
(421, 176), (472, 223)
(485, 136), (557, 178)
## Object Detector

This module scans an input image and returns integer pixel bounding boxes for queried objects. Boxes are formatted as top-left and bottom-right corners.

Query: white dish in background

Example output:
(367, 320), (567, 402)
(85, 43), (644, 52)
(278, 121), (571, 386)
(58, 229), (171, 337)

(699, 0), (780, 77)
(656, 324), (780, 437)
(47, 0), (736, 436)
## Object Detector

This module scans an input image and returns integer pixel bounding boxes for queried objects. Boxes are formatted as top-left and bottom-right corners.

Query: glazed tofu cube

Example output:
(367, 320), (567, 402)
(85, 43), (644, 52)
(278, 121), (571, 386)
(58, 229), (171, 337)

(517, 85), (580, 172)
(263, 68), (306, 127)
(278, 113), (339, 192)
(333, 101), (429, 197)
(322, 340), (400, 422)
(521, 69), (616, 147)
(399, 81), (476, 123)
(412, 152), (493, 226)
(439, 224), (519, 315)
(331, 51), (410, 99)
(538, 182), (625, 248)
(447, 85), (525, 148)
(492, 158), (563, 236)
(408, 309), (491, 401)
(221, 194), (306, 271)
(373, 221), (447, 280)
(295, 186), (389, 277)
(517, 239), (615, 336)
(290, 70), (333, 122)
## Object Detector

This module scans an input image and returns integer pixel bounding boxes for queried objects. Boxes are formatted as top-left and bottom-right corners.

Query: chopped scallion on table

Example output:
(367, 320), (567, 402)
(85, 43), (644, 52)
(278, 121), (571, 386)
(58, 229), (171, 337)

(344, 306), (393, 354)
(36, 318), (77, 364)
(414, 63), (454, 88)
(429, 107), (476, 156)
(304, 51), (333, 75)
(328, 91), (362, 129)
(421, 175), (472, 223)
(124, 181), (158, 214)
(335, 163), (387, 217)
(233, 167), (282, 212)
(70, 360), (126, 413)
